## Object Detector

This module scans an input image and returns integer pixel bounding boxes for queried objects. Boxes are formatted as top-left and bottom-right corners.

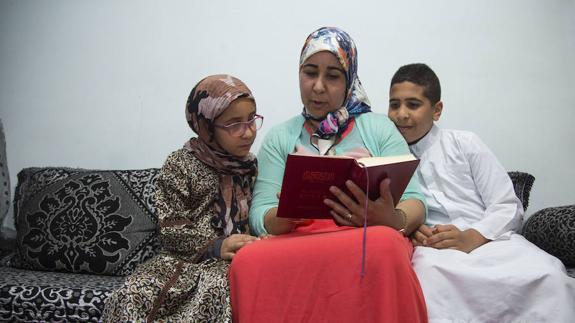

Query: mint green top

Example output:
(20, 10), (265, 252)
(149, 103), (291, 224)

(249, 112), (427, 236)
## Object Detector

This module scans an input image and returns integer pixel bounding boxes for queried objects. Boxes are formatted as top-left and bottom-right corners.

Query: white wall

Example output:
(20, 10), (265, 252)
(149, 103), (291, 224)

(1, 0), (574, 229)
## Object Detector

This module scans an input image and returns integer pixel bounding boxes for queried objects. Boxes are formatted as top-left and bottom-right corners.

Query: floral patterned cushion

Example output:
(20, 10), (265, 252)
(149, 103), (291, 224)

(13, 167), (161, 276)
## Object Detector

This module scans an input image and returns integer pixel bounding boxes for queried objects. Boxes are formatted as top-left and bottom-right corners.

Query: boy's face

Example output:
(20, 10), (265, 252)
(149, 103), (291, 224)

(388, 81), (442, 144)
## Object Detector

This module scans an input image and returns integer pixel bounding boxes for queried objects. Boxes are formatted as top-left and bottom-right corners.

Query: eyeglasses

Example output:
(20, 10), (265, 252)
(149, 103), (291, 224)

(213, 114), (264, 137)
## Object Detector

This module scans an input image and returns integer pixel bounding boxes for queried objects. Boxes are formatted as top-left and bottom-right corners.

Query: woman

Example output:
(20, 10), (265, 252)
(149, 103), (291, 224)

(229, 27), (428, 322)
(102, 74), (262, 322)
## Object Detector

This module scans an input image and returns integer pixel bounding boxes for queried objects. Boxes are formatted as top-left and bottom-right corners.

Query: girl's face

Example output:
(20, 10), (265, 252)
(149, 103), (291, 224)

(299, 51), (347, 119)
(212, 98), (258, 158)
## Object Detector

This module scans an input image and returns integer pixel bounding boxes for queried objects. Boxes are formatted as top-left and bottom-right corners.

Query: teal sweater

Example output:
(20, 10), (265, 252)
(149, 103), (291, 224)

(249, 112), (427, 236)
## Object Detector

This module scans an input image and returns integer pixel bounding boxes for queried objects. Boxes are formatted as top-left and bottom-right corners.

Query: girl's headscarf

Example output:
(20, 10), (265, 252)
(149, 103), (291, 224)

(184, 74), (258, 236)
(300, 27), (372, 139)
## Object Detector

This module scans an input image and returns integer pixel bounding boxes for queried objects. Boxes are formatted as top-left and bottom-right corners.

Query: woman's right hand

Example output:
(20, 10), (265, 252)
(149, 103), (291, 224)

(324, 178), (396, 227)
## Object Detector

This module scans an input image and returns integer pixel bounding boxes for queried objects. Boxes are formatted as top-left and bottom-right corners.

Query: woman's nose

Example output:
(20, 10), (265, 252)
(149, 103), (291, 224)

(312, 77), (325, 93)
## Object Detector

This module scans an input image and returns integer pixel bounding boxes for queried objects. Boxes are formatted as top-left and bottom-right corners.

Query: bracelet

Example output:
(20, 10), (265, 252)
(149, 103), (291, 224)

(394, 208), (407, 236)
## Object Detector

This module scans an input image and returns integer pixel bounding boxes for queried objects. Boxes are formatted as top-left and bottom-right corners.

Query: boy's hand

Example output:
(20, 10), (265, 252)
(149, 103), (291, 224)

(423, 224), (489, 253)
(410, 224), (434, 247)
(220, 234), (258, 260)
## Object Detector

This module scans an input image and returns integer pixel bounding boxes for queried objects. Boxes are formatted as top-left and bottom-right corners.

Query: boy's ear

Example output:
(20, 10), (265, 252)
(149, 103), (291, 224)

(432, 101), (443, 121)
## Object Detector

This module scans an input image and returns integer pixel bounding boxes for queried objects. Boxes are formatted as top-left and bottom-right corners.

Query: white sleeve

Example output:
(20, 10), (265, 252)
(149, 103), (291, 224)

(464, 134), (523, 240)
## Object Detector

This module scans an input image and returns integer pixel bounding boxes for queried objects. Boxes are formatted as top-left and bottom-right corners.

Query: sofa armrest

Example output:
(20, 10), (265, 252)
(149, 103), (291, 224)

(522, 204), (575, 267)
(507, 171), (535, 211)
(0, 227), (16, 261)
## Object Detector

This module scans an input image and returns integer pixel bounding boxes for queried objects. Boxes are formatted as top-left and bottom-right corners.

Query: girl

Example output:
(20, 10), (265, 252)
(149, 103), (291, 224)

(102, 74), (263, 322)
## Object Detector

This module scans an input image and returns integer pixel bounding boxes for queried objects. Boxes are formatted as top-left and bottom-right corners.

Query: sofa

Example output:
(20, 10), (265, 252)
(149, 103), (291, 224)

(0, 167), (573, 322)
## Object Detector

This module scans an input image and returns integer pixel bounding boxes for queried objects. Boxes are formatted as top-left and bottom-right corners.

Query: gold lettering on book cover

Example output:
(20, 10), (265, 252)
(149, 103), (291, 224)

(302, 171), (335, 183)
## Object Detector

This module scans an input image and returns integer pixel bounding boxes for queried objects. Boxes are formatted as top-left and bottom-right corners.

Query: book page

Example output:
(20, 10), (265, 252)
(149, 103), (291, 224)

(357, 154), (416, 167)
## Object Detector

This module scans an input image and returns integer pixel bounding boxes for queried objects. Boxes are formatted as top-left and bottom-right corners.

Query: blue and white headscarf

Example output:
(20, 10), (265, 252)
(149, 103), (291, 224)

(300, 27), (372, 139)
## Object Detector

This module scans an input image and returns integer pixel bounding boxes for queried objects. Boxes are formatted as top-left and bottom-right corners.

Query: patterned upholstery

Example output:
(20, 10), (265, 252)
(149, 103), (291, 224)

(507, 172), (574, 277)
(1, 167), (162, 321)
(522, 205), (575, 268)
(0, 168), (571, 323)
(13, 167), (161, 276)
(507, 172), (575, 277)
(0, 266), (124, 322)
(0, 119), (9, 225)
(508, 171), (535, 211)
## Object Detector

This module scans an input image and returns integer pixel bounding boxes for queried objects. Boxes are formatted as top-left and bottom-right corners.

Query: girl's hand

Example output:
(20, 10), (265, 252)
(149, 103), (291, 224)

(423, 224), (489, 253)
(220, 234), (258, 260)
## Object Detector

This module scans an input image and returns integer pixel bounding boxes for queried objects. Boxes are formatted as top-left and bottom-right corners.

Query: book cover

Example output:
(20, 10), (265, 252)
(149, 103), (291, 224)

(276, 154), (419, 219)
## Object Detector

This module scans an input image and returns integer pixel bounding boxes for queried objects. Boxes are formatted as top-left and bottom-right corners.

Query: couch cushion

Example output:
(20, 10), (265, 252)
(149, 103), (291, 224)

(13, 167), (161, 276)
(0, 266), (124, 322)
(522, 205), (575, 267)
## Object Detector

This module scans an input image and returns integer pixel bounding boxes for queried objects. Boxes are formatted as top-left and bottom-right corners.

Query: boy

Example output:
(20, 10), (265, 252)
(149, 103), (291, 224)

(388, 63), (575, 322)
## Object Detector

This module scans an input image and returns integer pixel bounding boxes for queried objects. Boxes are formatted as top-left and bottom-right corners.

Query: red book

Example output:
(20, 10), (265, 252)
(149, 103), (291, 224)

(276, 154), (420, 219)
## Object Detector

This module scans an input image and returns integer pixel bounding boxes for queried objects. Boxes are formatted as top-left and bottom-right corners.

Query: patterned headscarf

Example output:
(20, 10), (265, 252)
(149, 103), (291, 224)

(300, 27), (372, 139)
(184, 74), (258, 236)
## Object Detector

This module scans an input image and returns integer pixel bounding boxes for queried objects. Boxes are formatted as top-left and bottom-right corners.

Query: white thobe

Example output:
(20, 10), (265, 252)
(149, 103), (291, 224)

(410, 125), (575, 323)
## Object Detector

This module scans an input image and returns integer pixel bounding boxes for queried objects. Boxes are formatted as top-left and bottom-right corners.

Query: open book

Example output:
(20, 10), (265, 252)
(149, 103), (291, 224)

(276, 153), (419, 219)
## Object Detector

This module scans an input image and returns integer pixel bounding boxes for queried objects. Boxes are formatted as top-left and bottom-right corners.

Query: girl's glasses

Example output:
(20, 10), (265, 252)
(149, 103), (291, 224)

(214, 114), (264, 137)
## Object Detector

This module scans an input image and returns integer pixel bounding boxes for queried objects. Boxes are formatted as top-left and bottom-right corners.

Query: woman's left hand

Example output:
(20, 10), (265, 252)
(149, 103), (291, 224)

(324, 178), (395, 227)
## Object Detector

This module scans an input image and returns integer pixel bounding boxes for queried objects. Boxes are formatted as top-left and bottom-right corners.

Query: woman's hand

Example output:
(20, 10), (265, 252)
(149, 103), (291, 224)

(420, 224), (489, 253)
(323, 178), (397, 227)
(220, 234), (258, 261)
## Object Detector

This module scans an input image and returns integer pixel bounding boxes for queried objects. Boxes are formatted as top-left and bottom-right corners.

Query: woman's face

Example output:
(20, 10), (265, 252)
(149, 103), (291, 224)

(299, 51), (347, 119)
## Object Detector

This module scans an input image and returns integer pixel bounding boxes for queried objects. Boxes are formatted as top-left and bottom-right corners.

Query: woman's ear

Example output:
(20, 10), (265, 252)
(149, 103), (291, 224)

(432, 101), (443, 121)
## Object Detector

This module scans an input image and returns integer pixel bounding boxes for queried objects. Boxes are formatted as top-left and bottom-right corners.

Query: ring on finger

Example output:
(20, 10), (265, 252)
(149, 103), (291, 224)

(346, 213), (353, 221)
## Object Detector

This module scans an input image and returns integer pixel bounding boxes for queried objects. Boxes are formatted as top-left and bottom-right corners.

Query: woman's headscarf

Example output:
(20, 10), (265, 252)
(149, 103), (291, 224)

(300, 27), (372, 139)
(184, 74), (258, 236)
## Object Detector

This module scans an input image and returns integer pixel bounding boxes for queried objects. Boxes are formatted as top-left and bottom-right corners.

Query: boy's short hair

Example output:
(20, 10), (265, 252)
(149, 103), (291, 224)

(390, 63), (441, 105)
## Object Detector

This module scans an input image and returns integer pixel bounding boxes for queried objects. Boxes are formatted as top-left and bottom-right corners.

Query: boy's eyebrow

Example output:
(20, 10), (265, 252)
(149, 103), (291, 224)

(389, 97), (424, 102)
